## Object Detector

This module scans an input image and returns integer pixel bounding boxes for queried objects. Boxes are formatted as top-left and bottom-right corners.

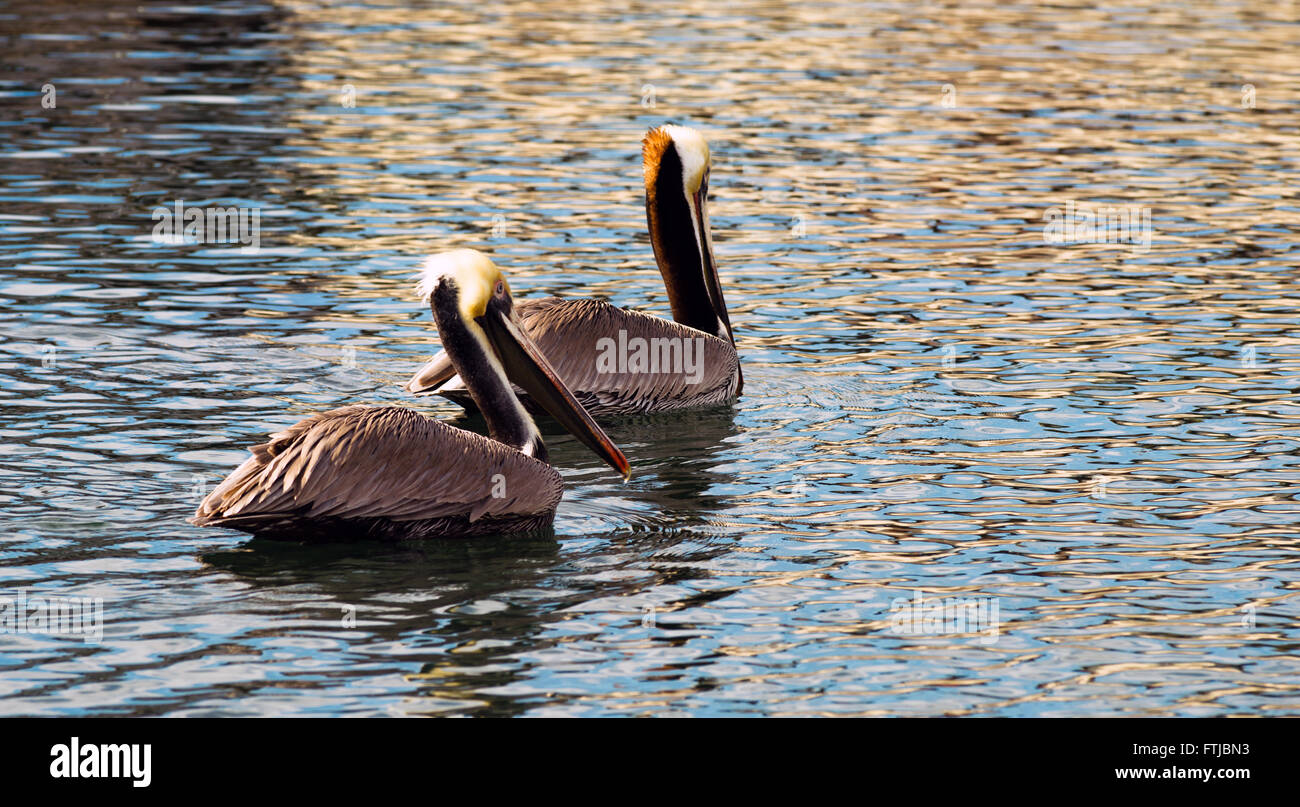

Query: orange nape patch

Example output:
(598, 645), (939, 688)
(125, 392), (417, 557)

(642, 126), (674, 189)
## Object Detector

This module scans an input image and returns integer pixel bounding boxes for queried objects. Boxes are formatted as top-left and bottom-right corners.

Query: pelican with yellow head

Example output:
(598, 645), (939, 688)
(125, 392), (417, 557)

(192, 250), (629, 541)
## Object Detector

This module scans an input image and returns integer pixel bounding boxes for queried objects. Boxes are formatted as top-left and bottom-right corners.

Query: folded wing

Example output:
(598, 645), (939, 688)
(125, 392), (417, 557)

(191, 405), (561, 527)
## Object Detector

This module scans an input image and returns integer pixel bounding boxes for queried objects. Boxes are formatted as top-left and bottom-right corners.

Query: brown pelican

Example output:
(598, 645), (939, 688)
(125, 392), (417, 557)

(191, 250), (629, 541)
(406, 124), (741, 416)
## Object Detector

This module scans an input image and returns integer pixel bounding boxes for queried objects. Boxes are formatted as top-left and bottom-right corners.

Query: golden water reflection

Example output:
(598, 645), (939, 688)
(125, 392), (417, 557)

(1, 0), (1298, 715)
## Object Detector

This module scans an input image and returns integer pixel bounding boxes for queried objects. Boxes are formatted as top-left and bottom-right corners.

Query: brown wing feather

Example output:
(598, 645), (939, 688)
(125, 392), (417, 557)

(520, 298), (739, 412)
(408, 298), (739, 414)
(191, 405), (561, 527)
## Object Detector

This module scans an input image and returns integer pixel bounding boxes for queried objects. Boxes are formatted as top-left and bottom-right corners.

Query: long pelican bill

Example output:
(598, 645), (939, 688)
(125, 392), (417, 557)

(479, 302), (631, 479)
(691, 178), (737, 350)
(692, 180), (742, 395)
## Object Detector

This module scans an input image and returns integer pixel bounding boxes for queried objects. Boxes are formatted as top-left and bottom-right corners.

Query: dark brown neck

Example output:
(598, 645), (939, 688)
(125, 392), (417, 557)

(431, 282), (546, 460)
(646, 146), (728, 341)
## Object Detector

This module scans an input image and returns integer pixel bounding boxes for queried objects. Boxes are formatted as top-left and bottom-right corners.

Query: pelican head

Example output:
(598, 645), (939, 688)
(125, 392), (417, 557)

(417, 248), (512, 320)
(642, 125), (739, 384)
(418, 250), (630, 477)
(646, 124), (711, 197)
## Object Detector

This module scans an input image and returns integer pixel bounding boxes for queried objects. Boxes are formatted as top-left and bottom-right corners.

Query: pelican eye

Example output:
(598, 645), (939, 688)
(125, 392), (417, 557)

(494, 280), (506, 297)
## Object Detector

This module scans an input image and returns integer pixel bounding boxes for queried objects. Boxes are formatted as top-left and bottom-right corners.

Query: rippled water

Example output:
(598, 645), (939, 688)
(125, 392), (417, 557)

(2, 0), (1299, 716)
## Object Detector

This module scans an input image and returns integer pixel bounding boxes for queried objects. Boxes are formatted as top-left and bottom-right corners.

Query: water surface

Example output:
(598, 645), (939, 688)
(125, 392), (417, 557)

(1, 0), (1299, 716)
